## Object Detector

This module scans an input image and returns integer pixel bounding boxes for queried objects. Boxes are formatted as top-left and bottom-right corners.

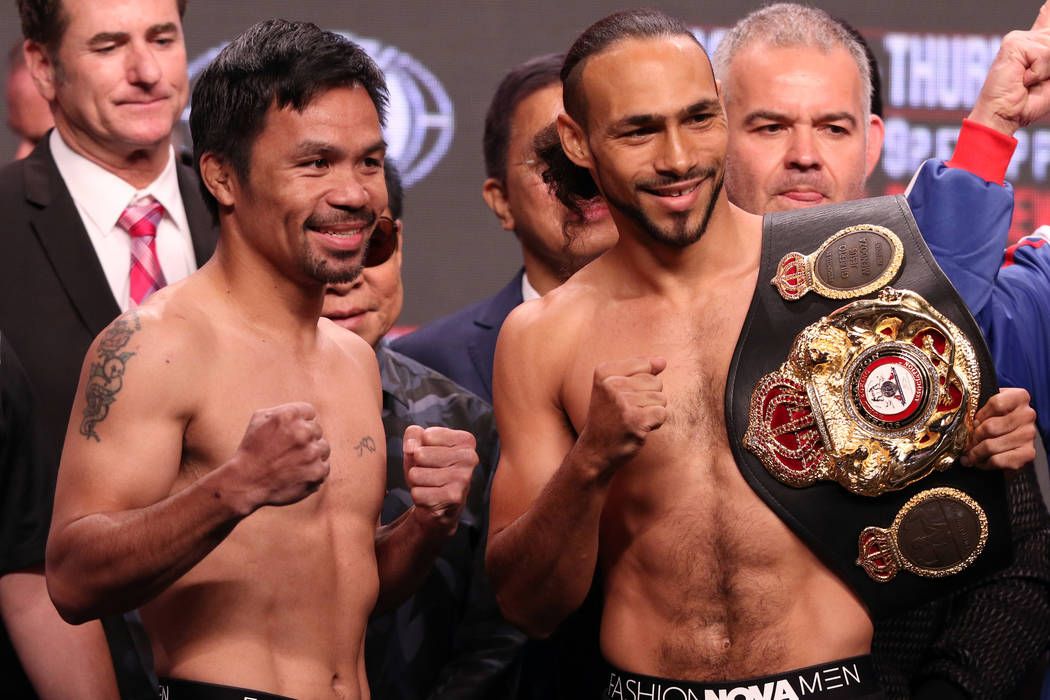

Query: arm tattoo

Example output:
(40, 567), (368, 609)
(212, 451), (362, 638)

(80, 313), (141, 442)
(354, 436), (377, 457)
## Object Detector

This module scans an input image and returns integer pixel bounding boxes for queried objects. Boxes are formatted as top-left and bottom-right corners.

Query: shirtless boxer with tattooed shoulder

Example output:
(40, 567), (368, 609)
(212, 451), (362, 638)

(46, 20), (476, 700)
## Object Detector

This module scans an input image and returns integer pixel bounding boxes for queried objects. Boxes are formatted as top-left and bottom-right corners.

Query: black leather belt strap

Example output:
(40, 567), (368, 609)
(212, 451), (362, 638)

(724, 194), (1010, 620)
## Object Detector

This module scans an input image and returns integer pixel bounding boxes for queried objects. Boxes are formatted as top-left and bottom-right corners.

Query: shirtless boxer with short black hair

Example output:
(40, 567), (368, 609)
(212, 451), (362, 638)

(486, 9), (1036, 697)
(46, 19), (476, 699)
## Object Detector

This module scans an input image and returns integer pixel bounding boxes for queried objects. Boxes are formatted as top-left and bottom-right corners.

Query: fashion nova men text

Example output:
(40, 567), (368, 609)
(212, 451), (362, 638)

(607, 661), (864, 700)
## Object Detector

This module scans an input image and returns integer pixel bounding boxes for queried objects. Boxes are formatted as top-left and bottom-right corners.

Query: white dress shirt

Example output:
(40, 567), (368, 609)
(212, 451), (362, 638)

(50, 130), (198, 311)
(521, 271), (541, 303)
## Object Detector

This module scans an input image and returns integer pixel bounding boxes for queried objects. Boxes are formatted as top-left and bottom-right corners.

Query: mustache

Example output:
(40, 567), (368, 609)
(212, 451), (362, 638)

(304, 210), (376, 230)
(635, 165), (720, 190)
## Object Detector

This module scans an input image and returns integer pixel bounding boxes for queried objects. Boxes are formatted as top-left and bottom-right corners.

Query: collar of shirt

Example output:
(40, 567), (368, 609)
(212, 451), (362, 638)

(521, 271), (541, 303)
(49, 129), (189, 236)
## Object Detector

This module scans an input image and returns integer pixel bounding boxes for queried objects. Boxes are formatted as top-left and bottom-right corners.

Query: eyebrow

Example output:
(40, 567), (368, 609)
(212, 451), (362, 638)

(291, 137), (388, 158)
(744, 109), (858, 128)
(146, 22), (179, 38)
(87, 23), (177, 46)
(610, 99), (721, 131)
(87, 31), (129, 46)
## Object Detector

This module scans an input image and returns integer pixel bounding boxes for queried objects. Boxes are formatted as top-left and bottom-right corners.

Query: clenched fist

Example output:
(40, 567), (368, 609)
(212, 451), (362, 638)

(577, 357), (668, 476)
(403, 425), (478, 535)
(224, 402), (331, 514)
(968, 2), (1050, 136)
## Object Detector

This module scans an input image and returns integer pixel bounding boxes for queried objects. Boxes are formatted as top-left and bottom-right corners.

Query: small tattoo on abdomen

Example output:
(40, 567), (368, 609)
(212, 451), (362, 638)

(354, 435), (377, 457)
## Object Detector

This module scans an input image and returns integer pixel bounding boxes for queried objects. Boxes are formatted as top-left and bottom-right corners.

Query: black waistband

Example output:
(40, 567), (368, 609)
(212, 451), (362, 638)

(602, 655), (883, 699)
(158, 677), (295, 700)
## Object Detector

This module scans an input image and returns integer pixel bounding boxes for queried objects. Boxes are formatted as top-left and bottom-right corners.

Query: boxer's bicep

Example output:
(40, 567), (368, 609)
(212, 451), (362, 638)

(489, 306), (574, 537)
(52, 312), (191, 532)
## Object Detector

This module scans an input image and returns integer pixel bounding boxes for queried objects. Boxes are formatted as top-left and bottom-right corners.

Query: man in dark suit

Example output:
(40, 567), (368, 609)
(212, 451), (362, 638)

(0, 0), (216, 696)
(393, 54), (617, 404)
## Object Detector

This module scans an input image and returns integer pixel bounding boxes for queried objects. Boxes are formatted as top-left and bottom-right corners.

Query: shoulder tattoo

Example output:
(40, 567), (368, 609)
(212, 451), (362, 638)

(80, 313), (141, 442)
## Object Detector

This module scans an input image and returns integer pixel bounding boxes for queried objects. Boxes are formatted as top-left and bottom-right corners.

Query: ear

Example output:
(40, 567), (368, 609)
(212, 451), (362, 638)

(865, 114), (885, 178)
(557, 113), (593, 170)
(482, 178), (515, 232)
(198, 152), (238, 209)
(24, 40), (57, 103)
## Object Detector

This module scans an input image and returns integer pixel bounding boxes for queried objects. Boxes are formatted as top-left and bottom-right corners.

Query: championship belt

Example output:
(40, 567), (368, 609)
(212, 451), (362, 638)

(724, 195), (1010, 619)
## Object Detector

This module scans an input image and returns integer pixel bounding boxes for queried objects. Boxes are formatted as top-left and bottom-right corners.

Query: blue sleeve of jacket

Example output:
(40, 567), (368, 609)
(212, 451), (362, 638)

(906, 159), (1050, 447)
(980, 233), (1050, 448)
(905, 159), (1013, 317)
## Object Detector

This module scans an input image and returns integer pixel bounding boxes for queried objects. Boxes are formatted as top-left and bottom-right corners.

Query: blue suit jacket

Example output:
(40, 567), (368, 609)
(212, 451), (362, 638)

(392, 269), (525, 405)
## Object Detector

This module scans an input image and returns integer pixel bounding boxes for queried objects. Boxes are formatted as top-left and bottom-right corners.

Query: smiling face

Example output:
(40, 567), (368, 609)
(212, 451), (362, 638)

(221, 85), (388, 288)
(722, 43), (884, 214)
(28, 0), (188, 165)
(561, 36), (727, 249)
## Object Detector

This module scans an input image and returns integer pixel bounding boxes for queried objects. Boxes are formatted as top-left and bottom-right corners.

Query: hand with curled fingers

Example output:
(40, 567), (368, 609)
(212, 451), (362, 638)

(577, 357), (668, 476)
(224, 402), (331, 514)
(969, 2), (1050, 135)
(962, 387), (1038, 470)
(403, 425), (479, 535)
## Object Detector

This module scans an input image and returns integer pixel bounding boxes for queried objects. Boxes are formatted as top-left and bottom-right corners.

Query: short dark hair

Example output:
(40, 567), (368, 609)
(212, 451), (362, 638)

(17, 0), (188, 54)
(562, 9), (701, 125)
(483, 52), (563, 182)
(190, 19), (389, 220)
(384, 159), (404, 221)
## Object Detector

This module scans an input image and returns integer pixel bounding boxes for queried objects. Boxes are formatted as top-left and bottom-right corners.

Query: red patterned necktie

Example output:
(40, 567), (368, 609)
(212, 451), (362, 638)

(118, 195), (167, 306)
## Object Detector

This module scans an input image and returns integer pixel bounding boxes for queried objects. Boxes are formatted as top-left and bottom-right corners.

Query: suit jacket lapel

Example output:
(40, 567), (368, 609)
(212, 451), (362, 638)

(23, 138), (121, 337)
(467, 269), (526, 401)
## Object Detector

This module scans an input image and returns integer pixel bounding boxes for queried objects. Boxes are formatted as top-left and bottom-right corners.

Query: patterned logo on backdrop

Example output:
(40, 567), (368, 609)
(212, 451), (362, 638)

(180, 31), (455, 187)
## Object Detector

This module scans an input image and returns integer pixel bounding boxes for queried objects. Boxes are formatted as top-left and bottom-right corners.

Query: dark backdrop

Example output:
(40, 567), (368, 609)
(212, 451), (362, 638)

(2, 1), (1044, 324)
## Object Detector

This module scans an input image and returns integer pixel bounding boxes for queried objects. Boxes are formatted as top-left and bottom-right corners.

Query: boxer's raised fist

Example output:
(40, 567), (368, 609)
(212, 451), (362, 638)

(578, 357), (668, 474)
(224, 402), (331, 513)
(403, 425), (478, 535)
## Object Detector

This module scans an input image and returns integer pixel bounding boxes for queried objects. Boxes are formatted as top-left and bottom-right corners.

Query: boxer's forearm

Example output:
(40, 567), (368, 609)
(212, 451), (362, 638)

(372, 507), (449, 613)
(486, 444), (611, 639)
(45, 465), (246, 624)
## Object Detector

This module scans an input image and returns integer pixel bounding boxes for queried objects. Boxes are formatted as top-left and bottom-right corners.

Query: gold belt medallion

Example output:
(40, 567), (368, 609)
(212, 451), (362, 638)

(856, 487), (988, 581)
(744, 288), (981, 497)
(772, 225), (904, 301)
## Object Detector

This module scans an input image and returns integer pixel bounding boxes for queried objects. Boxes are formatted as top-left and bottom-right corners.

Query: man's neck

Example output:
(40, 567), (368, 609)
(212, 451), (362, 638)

(520, 256), (562, 297)
(604, 195), (760, 296)
(208, 238), (327, 344)
(54, 121), (173, 189)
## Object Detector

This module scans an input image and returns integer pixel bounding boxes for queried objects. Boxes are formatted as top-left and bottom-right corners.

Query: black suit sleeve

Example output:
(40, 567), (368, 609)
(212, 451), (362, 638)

(0, 334), (55, 577)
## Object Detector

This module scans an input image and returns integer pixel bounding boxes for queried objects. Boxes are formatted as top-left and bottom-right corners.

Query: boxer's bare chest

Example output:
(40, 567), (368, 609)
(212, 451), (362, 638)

(560, 278), (825, 677)
(178, 333), (385, 535)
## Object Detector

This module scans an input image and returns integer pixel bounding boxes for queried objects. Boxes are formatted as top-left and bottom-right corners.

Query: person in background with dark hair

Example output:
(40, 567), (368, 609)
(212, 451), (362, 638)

(45, 19), (476, 699)
(323, 161), (524, 700)
(0, 0), (217, 696)
(393, 53), (617, 405)
(713, 6), (1050, 696)
(4, 40), (53, 159)
(487, 9), (1038, 699)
